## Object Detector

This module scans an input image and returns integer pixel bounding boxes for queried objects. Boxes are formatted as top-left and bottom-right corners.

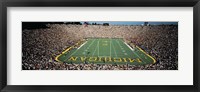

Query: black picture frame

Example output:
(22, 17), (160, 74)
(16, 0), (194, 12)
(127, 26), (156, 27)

(0, 0), (199, 92)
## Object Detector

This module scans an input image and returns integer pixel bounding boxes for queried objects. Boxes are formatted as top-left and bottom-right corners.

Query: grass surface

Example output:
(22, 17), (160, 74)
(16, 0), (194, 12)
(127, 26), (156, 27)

(56, 38), (155, 65)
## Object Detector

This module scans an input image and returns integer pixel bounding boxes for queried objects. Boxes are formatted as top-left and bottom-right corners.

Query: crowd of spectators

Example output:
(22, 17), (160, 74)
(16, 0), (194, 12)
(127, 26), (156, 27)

(22, 24), (178, 70)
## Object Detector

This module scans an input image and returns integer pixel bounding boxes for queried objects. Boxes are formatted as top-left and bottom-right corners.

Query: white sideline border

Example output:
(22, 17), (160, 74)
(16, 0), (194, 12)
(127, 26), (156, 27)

(78, 41), (87, 50)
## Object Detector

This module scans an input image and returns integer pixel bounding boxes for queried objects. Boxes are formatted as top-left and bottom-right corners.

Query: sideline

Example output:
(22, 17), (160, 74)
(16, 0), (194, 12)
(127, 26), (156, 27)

(54, 41), (83, 63)
(123, 41), (156, 64)
(135, 46), (157, 64)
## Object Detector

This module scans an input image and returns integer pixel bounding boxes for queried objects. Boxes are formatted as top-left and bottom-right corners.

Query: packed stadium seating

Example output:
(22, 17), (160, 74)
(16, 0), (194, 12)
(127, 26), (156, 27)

(22, 24), (178, 70)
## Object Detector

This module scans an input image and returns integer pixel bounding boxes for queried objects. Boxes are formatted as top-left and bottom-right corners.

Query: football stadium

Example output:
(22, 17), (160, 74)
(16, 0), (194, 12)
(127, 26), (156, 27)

(55, 38), (155, 65)
(22, 22), (178, 70)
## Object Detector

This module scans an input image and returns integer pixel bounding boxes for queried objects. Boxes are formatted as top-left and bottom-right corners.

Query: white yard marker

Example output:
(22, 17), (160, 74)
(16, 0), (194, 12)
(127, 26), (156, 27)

(110, 39), (111, 57)
(78, 41), (87, 49)
(116, 40), (125, 51)
(123, 42), (133, 51)
(111, 40), (118, 57)
(121, 40), (145, 62)
(66, 39), (95, 60)
(92, 39), (99, 57)
(98, 39), (100, 57)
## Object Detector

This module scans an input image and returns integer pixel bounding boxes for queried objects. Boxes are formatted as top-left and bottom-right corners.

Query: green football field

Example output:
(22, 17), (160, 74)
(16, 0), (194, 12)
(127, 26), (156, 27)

(55, 38), (156, 65)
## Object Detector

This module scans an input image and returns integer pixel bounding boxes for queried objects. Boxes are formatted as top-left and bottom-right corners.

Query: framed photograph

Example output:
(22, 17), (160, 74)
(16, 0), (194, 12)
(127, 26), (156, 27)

(0, 0), (199, 92)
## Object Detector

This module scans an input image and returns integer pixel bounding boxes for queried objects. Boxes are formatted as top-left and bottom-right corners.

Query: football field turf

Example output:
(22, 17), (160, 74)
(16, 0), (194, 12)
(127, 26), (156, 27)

(55, 38), (156, 65)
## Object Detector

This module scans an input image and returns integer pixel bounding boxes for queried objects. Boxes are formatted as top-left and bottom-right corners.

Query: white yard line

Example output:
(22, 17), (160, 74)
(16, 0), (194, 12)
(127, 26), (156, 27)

(110, 39), (111, 57)
(78, 41), (87, 49)
(86, 39), (96, 50)
(121, 40), (145, 62)
(123, 42), (133, 50)
(116, 40), (124, 51)
(111, 40), (118, 57)
(92, 39), (99, 57)
(98, 39), (100, 57)
(67, 39), (95, 60)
